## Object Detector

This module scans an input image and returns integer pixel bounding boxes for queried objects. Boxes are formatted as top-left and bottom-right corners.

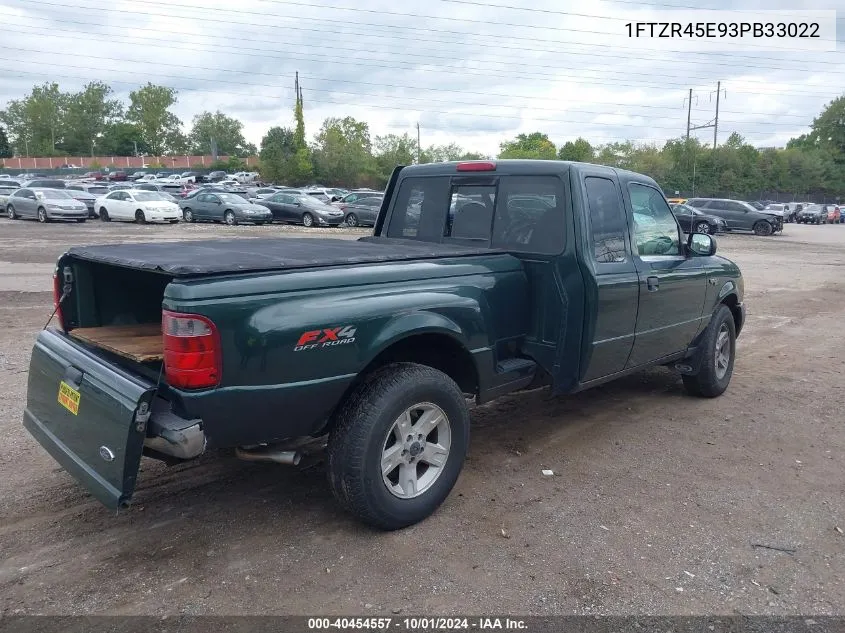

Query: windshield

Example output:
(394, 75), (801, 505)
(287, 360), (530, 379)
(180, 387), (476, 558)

(37, 189), (73, 199)
(134, 192), (169, 201)
(218, 193), (247, 204)
(298, 195), (327, 208)
(87, 187), (108, 195)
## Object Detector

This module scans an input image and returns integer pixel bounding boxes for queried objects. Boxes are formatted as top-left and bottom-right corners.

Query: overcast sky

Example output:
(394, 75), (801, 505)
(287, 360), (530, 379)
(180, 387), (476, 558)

(0, 0), (842, 155)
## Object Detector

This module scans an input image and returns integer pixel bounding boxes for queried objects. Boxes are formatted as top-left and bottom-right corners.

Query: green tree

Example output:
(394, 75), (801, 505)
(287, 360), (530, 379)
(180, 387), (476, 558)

(259, 126), (297, 183)
(498, 132), (557, 160)
(61, 81), (123, 156)
(806, 94), (845, 159)
(126, 83), (184, 155)
(558, 137), (593, 162)
(294, 75), (306, 150)
(312, 116), (374, 186)
(374, 133), (416, 182)
(423, 143), (485, 163)
(97, 122), (148, 156)
(0, 82), (67, 156)
(0, 126), (11, 158)
(188, 110), (254, 156)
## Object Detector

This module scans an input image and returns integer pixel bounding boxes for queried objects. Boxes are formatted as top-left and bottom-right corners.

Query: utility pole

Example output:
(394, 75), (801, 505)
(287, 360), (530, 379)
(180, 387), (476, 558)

(416, 122), (421, 164)
(713, 80), (723, 148)
(685, 88), (692, 142)
(133, 140), (138, 157)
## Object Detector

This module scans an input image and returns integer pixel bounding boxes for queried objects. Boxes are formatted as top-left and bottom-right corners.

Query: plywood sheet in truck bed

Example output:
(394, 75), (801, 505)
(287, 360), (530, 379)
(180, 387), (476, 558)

(69, 324), (163, 363)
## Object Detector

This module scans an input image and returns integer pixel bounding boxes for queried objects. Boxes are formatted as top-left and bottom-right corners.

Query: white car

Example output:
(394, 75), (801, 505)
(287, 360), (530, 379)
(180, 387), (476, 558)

(232, 171), (259, 184)
(95, 189), (182, 223)
(137, 174), (158, 182)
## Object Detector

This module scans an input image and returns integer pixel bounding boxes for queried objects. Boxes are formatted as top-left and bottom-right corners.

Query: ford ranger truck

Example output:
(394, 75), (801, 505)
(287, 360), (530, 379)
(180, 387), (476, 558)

(23, 160), (745, 530)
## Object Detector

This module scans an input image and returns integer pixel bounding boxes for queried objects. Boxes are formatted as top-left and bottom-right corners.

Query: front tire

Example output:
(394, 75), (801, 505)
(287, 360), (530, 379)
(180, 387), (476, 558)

(327, 362), (470, 530)
(694, 221), (710, 234)
(682, 304), (736, 398)
(753, 221), (772, 236)
(302, 212), (314, 227)
(135, 209), (147, 224)
(224, 210), (237, 225)
(345, 212), (358, 227)
(182, 208), (194, 222)
(99, 207), (110, 222)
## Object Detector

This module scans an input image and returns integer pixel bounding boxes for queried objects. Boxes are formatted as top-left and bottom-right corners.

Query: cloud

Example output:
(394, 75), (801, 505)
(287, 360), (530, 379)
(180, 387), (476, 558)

(0, 0), (842, 156)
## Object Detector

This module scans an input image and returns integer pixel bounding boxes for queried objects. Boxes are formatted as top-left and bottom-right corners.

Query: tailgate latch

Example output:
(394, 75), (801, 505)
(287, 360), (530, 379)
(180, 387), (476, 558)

(135, 401), (151, 433)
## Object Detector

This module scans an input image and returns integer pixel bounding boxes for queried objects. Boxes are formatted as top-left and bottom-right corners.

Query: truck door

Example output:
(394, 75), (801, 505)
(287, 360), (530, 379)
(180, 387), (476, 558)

(577, 172), (640, 383)
(623, 180), (707, 367)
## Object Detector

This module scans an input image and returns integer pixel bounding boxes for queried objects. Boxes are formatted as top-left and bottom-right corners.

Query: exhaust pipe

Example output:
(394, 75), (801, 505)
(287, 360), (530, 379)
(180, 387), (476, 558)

(235, 447), (301, 465)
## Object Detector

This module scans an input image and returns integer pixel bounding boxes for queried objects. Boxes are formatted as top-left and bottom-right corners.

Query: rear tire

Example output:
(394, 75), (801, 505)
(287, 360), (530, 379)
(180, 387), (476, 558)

(327, 362), (470, 530)
(302, 212), (314, 227)
(182, 208), (194, 222)
(753, 221), (772, 236)
(682, 304), (736, 398)
(99, 208), (110, 222)
(345, 212), (358, 227)
(37, 207), (48, 223)
(6, 205), (17, 220)
(224, 210), (237, 225)
(135, 209), (147, 224)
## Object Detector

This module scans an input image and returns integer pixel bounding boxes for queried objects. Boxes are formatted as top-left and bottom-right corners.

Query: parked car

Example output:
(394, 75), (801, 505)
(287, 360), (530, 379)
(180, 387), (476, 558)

(107, 171), (128, 182)
(761, 203), (797, 223)
(66, 182), (109, 196)
(259, 192), (345, 226)
(62, 189), (98, 218)
(669, 203), (726, 234)
(232, 171), (259, 184)
(205, 170), (228, 182)
(178, 192), (272, 225)
(340, 195), (384, 227)
(748, 200), (777, 211)
(333, 190), (384, 207)
(107, 183), (135, 191)
(665, 197), (686, 205)
(21, 179), (66, 189)
(0, 184), (21, 207)
(95, 190), (182, 224)
(796, 204), (827, 224)
(6, 187), (88, 222)
(686, 198), (782, 235)
(180, 172), (201, 183)
(132, 183), (179, 202)
(246, 186), (282, 200)
(128, 171), (148, 181)
(824, 204), (841, 224)
(20, 159), (745, 530)
(81, 171), (105, 181)
(136, 174), (158, 183)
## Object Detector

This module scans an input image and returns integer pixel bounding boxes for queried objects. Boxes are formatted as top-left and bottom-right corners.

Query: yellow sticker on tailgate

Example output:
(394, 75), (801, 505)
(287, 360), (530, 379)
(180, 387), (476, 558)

(58, 381), (80, 415)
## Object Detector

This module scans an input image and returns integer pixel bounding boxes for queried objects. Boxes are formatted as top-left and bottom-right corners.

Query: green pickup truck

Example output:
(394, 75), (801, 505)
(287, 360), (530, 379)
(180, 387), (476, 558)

(23, 160), (745, 530)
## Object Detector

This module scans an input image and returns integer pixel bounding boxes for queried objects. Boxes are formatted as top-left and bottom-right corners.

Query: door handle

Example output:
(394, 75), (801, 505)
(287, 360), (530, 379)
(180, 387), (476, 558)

(647, 276), (659, 292)
(63, 365), (84, 389)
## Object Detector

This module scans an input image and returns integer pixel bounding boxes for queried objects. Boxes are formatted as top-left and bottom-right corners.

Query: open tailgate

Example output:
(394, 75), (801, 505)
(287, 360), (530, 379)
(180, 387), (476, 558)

(23, 328), (156, 509)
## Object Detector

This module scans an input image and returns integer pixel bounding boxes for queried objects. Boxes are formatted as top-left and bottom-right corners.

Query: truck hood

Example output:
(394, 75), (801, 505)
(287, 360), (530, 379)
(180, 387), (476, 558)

(65, 237), (499, 277)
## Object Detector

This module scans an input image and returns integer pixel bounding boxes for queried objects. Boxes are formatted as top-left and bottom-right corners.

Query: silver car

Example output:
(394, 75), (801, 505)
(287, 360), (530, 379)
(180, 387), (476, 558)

(6, 187), (88, 223)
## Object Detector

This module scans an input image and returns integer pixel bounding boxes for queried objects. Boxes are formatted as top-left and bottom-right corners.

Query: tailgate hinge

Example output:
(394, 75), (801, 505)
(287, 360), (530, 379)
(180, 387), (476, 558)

(135, 401), (152, 433)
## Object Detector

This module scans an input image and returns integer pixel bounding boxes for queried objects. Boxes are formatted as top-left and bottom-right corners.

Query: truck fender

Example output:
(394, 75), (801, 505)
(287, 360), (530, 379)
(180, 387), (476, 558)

(717, 280), (736, 300)
(682, 291), (739, 375)
(365, 311), (468, 365)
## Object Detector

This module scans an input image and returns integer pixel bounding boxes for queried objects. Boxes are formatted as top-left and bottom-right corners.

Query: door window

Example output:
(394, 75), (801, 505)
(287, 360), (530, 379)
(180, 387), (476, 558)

(447, 185), (496, 240)
(386, 177), (450, 240)
(628, 183), (681, 256)
(492, 176), (566, 254)
(585, 177), (628, 263)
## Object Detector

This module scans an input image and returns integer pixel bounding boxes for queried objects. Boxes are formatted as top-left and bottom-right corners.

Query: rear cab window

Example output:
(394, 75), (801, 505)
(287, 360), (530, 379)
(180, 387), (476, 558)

(385, 174), (565, 255)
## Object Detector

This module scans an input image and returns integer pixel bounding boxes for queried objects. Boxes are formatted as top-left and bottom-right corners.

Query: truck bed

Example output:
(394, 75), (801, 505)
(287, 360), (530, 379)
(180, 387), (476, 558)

(66, 236), (495, 277)
(69, 324), (162, 363)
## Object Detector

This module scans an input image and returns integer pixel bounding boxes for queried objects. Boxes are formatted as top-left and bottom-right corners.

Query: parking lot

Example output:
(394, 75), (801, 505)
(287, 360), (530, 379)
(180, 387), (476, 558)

(0, 218), (843, 616)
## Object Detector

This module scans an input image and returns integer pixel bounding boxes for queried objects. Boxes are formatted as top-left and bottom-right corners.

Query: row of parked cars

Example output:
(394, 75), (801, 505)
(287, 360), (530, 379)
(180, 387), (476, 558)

(667, 196), (842, 236)
(1, 174), (386, 227)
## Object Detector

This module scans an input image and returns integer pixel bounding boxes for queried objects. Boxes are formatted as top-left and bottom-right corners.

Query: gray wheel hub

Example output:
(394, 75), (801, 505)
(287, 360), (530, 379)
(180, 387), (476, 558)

(381, 402), (451, 499)
(714, 324), (731, 380)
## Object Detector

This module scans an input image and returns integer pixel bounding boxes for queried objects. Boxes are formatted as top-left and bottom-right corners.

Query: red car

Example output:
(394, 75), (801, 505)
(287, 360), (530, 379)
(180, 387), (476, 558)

(826, 205), (841, 224)
(107, 170), (128, 182)
(81, 171), (104, 181)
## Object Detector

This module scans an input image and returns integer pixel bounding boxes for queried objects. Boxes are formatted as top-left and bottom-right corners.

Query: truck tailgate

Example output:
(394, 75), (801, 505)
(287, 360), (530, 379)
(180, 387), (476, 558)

(23, 328), (156, 508)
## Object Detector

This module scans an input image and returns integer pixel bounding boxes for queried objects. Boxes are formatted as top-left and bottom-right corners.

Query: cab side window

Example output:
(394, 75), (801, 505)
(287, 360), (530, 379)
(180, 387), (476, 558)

(628, 183), (681, 256)
(585, 177), (628, 263)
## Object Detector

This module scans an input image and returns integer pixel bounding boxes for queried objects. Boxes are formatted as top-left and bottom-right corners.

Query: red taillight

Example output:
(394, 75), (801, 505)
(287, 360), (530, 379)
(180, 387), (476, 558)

(52, 272), (64, 330)
(456, 161), (496, 172)
(162, 310), (221, 389)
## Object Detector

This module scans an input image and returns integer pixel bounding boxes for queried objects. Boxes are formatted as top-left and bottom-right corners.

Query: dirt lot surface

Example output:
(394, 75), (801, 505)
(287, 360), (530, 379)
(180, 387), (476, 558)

(0, 218), (843, 616)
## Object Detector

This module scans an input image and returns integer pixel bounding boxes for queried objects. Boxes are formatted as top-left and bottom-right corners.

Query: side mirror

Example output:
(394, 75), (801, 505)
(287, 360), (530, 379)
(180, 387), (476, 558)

(688, 232), (716, 257)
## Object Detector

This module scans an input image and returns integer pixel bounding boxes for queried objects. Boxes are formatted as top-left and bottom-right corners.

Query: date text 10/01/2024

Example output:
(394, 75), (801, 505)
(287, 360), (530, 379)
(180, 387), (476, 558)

(307, 618), (528, 630)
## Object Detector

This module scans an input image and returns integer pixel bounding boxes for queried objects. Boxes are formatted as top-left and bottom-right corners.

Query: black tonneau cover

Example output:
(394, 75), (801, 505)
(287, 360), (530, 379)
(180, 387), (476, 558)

(66, 237), (496, 277)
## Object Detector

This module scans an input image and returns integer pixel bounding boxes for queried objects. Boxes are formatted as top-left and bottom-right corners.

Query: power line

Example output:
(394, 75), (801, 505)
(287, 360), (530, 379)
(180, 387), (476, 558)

(0, 43), (821, 124)
(0, 49), (816, 131)
(0, 64), (804, 144)
(1, 20), (841, 101)
(7, 0), (842, 61)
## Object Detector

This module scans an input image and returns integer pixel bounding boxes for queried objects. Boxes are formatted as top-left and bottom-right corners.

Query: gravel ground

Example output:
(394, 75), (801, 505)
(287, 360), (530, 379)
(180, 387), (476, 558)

(0, 218), (843, 616)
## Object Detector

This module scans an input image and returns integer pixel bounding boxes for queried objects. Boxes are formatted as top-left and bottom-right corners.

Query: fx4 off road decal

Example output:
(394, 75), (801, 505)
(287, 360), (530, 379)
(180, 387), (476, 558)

(294, 325), (357, 351)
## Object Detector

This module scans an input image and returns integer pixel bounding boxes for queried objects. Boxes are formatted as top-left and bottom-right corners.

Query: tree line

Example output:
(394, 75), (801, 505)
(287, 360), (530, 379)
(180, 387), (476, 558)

(0, 81), (256, 159)
(1, 79), (843, 197)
